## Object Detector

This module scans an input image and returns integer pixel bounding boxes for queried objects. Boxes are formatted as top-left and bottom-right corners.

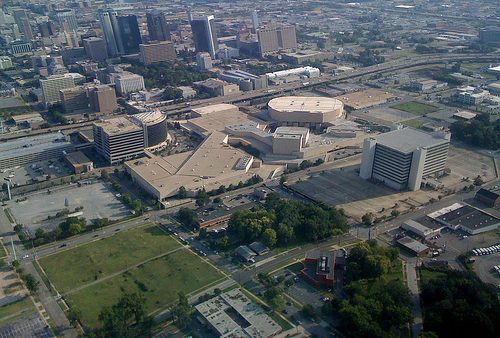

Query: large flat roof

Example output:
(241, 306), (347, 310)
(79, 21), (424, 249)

(268, 96), (343, 114)
(125, 131), (255, 198)
(187, 105), (263, 135)
(93, 116), (142, 135)
(195, 289), (281, 338)
(433, 204), (499, 230)
(0, 132), (72, 161)
(372, 128), (449, 154)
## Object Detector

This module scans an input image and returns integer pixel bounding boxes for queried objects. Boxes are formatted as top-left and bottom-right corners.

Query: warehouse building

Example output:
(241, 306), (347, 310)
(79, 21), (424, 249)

(475, 188), (500, 208)
(428, 203), (499, 235)
(360, 128), (450, 191)
(0, 132), (74, 170)
(217, 70), (268, 91)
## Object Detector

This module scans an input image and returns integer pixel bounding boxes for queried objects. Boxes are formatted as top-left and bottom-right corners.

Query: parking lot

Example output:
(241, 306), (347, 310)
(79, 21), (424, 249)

(8, 181), (130, 232)
(0, 313), (53, 338)
(0, 159), (72, 187)
(472, 252), (500, 286)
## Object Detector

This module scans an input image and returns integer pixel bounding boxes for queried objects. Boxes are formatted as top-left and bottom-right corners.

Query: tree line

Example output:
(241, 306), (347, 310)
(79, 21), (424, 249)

(228, 193), (348, 248)
(450, 113), (500, 150)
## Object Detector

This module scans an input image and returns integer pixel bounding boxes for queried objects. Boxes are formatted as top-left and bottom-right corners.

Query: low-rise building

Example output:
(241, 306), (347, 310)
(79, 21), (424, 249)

(474, 188), (500, 208)
(64, 151), (94, 174)
(234, 245), (256, 262)
(193, 78), (240, 97)
(397, 237), (430, 256)
(195, 289), (281, 338)
(301, 249), (344, 287)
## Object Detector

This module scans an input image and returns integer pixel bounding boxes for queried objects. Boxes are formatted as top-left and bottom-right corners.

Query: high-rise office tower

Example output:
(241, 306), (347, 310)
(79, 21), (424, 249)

(140, 41), (176, 65)
(190, 15), (218, 58)
(55, 9), (78, 32)
(12, 9), (33, 41)
(146, 11), (170, 41)
(40, 74), (76, 105)
(99, 9), (123, 57)
(88, 85), (118, 113)
(38, 21), (56, 37)
(257, 24), (297, 56)
(251, 10), (259, 32)
(83, 37), (108, 62)
(118, 15), (142, 54)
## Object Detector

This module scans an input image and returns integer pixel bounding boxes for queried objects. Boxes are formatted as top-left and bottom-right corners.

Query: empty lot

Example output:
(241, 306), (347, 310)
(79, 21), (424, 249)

(9, 181), (130, 231)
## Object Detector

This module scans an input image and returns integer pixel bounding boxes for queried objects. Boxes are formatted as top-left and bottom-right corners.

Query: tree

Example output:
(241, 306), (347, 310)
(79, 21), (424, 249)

(213, 196), (222, 204)
(390, 210), (400, 217)
(173, 292), (192, 330)
(301, 304), (316, 318)
(276, 222), (294, 245)
(195, 188), (210, 206)
(473, 175), (484, 186)
(261, 228), (277, 248)
(24, 274), (39, 293)
(67, 307), (82, 326)
(177, 207), (198, 227)
(178, 186), (187, 198)
(101, 170), (110, 181)
(97, 292), (152, 338)
(362, 212), (374, 226)
(280, 174), (288, 186)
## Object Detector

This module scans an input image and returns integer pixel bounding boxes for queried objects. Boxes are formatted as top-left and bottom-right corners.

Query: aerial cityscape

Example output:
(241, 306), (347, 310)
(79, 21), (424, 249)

(0, 0), (499, 337)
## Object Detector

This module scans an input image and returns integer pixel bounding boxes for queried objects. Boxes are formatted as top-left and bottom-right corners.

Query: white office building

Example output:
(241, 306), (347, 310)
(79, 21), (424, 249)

(40, 74), (76, 105)
(360, 128), (450, 191)
(114, 73), (145, 97)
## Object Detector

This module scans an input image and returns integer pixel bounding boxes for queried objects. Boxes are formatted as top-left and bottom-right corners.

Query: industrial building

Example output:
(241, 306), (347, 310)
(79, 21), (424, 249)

(195, 289), (281, 338)
(428, 203), (499, 235)
(360, 128), (450, 191)
(266, 66), (320, 84)
(0, 132), (75, 170)
(64, 151), (94, 174)
(217, 70), (268, 91)
(93, 117), (145, 164)
(401, 219), (442, 239)
(193, 78), (240, 97)
(475, 188), (500, 208)
(130, 111), (169, 150)
(125, 131), (263, 201)
(267, 96), (344, 130)
(139, 41), (176, 65)
(397, 237), (430, 256)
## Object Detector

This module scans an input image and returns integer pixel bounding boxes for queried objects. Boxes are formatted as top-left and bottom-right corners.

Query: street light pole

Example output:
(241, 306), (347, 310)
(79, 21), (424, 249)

(4, 178), (11, 200)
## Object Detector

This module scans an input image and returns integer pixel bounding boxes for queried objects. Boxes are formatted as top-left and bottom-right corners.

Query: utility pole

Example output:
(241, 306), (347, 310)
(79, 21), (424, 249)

(4, 178), (11, 200)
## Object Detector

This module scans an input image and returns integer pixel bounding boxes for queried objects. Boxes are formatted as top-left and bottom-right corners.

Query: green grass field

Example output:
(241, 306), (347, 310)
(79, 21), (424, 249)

(391, 101), (439, 115)
(66, 248), (225, 327)
(0, 242), (7, 258)
(39, 224), (180, 293)
(401, 118), (424, 129)
(0, 297), (37, 324)
(419, 268), (447, 283)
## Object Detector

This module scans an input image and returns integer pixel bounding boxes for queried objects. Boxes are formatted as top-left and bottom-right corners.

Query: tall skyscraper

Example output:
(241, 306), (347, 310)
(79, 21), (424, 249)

(257, 25), (297, 56)
(99, 9), (123, 57)
(190, 15), (218, 58)
(12, 9), (33, 41)
(146, 11), (170, 41)
(251, 10), (259, 32)
(99, 10), (141, 56)
(118, 15), (142, 54)
(55, 9), (78, 32)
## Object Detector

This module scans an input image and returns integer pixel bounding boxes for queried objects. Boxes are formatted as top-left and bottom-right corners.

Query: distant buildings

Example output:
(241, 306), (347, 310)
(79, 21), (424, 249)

(59, 84), (117, 114)
(0, 56), (13, 70)
(139, 41), (176, 65)
(194, 78), (239, 97)
(257, 24), (297, 56)
(360, 128), (450, 191)
(265, 66), (320, 85)
(114, 72), (145, 97)
(190, 15), (218, 58)
(479, 26), (500, 44)
(55, 9), (78, 32)
(40, 74), (75, 105)
(146, 11), (170, 41)
(196, 52), (212, 71)
(60, 86), (89, 113)
(217, 70), (268, 91)
(83, 37), (108, 62)
(10, 40), (32, 55)
(99, 10), (142, 56)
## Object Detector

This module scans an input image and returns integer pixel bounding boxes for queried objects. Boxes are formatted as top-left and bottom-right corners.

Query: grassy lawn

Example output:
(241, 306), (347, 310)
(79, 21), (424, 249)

(39, 224), (180, 293)
(391, 101), (439, 115)
(0, 242), (7, 258)
(401, 118), (423, 129)
(65, 248), (224, 328)
(419, 268), (447, 283)
(383, 259), (404, 282)
(0, 297), (37, 324)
